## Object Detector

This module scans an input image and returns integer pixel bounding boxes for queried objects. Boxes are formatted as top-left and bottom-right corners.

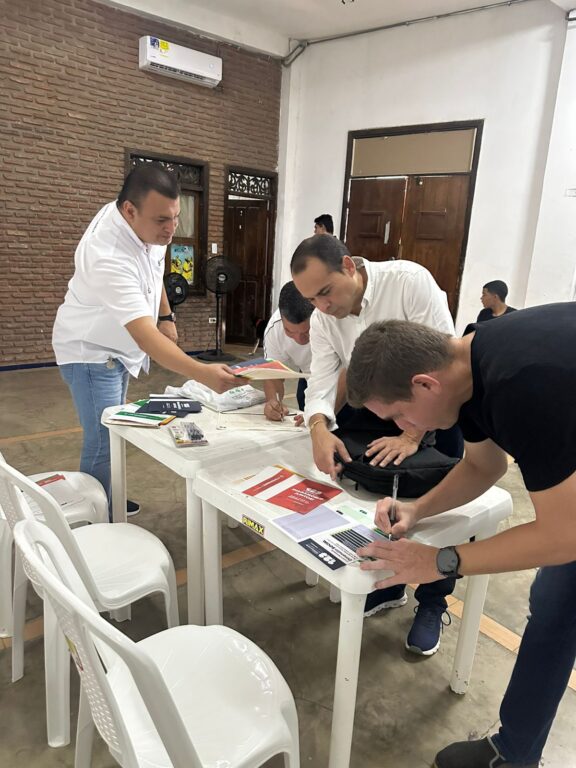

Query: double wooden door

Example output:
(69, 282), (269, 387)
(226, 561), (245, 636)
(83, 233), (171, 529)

(346, 174), (470, 314)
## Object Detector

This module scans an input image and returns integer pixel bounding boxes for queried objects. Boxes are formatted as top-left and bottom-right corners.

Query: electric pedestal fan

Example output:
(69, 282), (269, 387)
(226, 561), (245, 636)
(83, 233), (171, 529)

(196, 256), (241, 362)
(164, 273), (189, 309)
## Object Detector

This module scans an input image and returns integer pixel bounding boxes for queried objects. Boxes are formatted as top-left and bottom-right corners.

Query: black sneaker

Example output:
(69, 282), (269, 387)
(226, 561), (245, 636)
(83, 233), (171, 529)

(434, 735), (539, 767)
(126, 500), (140, 517)
(406, 602), (451, 656)
(364, 585), (407, 617)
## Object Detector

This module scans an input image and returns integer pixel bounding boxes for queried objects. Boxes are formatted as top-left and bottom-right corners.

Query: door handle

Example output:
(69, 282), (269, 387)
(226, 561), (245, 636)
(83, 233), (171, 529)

(383, 220), (390, 245)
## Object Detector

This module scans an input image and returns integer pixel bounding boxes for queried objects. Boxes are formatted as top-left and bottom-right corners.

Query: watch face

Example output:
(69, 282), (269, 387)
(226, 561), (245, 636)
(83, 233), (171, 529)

(437, 547), (459, 576)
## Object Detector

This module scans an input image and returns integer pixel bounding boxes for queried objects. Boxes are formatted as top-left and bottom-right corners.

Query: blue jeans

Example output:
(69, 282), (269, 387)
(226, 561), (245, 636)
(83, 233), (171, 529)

(493, 562), (576, 763)
(59, 361), (130, 505)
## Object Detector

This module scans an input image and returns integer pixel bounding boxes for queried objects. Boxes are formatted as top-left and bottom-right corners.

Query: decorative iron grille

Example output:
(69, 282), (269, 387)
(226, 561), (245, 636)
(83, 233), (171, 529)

(130, 155), (202, 188)
(228, 171), (272, 199)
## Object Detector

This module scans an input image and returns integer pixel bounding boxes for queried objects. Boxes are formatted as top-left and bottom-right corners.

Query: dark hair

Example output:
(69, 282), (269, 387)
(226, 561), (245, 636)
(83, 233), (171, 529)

(278, 281), (314, 324)
(291, 234), (350, 275)
(314, 214), (334, 234)
(347, 320), (454, 405)
(117, 163), (180, 208)
(483, 280), (508, 302)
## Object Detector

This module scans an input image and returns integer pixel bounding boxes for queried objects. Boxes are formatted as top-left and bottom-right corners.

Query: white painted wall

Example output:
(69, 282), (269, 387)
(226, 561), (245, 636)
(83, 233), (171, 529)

(525, 20), (576, 306)
(274, 0), (567, 331)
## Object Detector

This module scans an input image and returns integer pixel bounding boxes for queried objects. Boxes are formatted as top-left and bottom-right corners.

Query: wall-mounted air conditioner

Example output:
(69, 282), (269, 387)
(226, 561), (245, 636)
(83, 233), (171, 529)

(138, 36), (222, 88)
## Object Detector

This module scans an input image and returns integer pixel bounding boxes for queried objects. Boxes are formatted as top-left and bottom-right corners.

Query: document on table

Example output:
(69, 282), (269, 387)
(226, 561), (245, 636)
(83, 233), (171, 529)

(236, 465), (387, 570)
(216, 412), (305, 432)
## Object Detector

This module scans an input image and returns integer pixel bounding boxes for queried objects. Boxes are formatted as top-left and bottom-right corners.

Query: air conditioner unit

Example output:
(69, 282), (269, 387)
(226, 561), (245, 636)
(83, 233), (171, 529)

(138, 36), (222, 88)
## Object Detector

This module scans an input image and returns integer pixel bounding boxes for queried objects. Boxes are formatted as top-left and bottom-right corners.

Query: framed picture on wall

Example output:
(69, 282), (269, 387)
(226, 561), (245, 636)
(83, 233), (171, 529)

(167, 238), (205, 295)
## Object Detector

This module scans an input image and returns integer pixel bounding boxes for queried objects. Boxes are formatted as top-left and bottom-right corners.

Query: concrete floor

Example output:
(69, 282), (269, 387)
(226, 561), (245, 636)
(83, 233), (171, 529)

(1, 353), (576, 767)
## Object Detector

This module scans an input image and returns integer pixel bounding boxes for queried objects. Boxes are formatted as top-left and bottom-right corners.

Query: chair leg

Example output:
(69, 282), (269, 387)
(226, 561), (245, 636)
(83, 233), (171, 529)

(282, 700), (300, 768)
(74, 684), (95, 768)
(164, 565), (180, 628)
(0, 521), (13, 637)
(44, 600), (71, 747)
(11, 548), (27, 682)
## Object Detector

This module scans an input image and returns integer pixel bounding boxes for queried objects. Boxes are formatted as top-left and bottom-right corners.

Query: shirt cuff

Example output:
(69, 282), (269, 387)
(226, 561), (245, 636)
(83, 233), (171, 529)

(304, 399), (337, 430)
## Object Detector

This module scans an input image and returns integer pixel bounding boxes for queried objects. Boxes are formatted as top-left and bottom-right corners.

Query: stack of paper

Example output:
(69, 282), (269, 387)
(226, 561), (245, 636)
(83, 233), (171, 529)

(106, 400), (176, 428)
(36, 474), (84, 507)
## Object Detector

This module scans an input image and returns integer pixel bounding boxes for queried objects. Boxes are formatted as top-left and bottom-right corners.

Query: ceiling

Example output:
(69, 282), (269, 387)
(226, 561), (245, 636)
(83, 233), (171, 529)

(102, 0), (571, 57)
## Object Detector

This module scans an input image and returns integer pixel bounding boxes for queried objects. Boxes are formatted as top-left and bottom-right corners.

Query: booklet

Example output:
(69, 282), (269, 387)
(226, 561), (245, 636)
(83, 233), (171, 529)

(231, 358), (310, 381)
(36, 474), (84, 507)
(240, 465), (342, 513)
(106, 400), (176, 428)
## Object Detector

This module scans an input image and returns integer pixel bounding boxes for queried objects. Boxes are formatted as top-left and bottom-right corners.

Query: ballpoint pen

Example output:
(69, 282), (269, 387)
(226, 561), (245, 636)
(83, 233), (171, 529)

(276, 392), (285, 422)
(390, 472), (399, 524)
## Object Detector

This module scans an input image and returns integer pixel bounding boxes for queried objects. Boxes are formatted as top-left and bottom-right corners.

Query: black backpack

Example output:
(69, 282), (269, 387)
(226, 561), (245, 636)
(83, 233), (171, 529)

(334, 427), (459, 497)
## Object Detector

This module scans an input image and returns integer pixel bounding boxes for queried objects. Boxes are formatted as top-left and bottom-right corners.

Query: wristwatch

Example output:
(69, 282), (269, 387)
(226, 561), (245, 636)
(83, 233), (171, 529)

(436, 546), (462, 579)
(158, 313), (175, 323)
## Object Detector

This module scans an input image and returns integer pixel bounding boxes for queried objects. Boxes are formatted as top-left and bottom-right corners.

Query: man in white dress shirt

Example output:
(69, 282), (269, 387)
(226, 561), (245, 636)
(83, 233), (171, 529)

(53, 164), (239, 514)
(262, 281), (314, 420)
(291, 234), (461, 655)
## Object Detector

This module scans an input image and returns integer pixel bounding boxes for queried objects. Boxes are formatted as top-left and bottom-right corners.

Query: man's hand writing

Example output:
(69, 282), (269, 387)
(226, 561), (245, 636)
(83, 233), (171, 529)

(264, 399), (290, 422)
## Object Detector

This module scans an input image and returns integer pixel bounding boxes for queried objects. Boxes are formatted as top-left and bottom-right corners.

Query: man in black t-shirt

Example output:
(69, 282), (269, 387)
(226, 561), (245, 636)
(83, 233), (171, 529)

(345, 303), (576, 768)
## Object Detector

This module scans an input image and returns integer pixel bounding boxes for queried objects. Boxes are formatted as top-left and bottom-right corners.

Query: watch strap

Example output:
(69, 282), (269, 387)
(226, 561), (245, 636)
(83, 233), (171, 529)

(158, 313), (175, 322)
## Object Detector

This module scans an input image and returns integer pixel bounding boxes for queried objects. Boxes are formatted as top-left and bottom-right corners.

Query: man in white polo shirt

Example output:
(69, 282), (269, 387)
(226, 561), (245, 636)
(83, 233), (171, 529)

(291, 234), (461, 655)
(261, 281), (313, 420)
(53, 164), (239, 514)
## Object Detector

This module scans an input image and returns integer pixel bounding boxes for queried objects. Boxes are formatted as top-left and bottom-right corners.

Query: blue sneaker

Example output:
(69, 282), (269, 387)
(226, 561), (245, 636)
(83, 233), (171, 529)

(406, 602), (451, 656)
(364, 585), (407, 617)
(434, 735), (539, 767)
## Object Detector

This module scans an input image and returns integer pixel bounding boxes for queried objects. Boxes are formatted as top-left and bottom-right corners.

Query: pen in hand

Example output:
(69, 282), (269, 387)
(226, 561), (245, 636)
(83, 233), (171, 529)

(390, 472), (399, 524)
(276, 392), (285, 422)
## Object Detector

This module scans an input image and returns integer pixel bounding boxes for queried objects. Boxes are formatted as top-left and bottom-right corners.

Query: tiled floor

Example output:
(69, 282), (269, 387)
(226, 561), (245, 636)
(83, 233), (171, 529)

(1, 352), (576, 767)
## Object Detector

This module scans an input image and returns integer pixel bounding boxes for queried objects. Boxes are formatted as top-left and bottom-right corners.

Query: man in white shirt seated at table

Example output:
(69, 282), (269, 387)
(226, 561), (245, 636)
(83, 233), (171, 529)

(52, 163), (239, 517)
(291, 234), (463, 656)
(262, 281), (314, 421)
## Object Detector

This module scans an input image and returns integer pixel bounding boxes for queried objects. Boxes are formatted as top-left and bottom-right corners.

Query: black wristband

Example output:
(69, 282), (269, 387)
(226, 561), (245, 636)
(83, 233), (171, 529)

(158, 313), (175, 322)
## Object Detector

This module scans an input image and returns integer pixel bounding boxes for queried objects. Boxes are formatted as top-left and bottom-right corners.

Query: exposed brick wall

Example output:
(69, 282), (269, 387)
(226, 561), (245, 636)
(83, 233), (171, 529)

(0, 0), (281, 365)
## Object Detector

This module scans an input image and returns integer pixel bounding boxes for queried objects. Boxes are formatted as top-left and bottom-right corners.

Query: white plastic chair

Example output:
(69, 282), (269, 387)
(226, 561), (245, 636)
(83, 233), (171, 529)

(0, 465), (109, 663)
(0, 458), (179, 748)
(14, 519), (300, 768)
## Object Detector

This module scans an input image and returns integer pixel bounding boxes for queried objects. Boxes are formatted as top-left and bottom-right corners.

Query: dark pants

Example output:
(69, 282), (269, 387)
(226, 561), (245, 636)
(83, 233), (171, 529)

(336, 405), (459, 608)
(493, 562), (576, 763)
(296, 377), (307, 411)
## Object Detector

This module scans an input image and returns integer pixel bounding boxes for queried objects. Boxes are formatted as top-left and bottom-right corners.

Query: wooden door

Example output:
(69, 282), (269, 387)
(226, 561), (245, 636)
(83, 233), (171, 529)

(401, 175), (470, 313)
(224, 199), (271, 344)
(345, 178), (407, 261)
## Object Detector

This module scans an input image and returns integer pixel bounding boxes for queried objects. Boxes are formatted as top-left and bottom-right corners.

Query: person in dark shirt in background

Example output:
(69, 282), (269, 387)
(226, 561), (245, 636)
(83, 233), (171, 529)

(463, 280), (517, 336)
(477, 279), (516, 322)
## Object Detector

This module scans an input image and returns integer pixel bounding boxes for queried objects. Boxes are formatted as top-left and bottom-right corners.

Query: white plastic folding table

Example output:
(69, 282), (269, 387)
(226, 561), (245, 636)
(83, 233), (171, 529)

(103, 404), (309, 623)
(195, 441), (513, 768)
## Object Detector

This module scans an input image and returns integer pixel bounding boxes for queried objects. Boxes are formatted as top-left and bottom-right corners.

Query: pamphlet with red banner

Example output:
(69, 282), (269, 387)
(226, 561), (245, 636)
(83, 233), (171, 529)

(241, 465), (342, 513)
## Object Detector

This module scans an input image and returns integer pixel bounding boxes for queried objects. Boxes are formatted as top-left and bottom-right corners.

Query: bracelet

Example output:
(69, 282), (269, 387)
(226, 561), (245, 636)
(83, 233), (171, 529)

(309, 418), (327, 432)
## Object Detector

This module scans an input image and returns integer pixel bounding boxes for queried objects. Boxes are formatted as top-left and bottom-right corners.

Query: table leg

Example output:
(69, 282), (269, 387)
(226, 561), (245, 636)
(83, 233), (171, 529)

(305, 567), (319, 587)
(186, 480), (205, 626)
(328, 591), (365, 768)
(202, 501), (223, 625)
(450, 525), (497, 694)
(109, 431), (126, 524)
